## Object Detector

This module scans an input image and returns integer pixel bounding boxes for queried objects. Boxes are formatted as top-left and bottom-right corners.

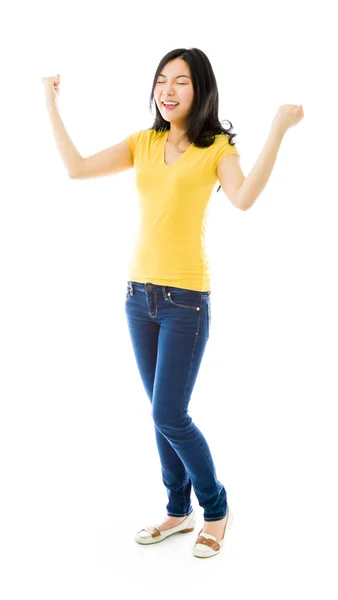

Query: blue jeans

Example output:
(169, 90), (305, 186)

(124, 281), (228, 522)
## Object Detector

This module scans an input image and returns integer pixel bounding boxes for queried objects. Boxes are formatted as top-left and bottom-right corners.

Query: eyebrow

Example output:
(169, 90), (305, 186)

(158, 73), (191, 78)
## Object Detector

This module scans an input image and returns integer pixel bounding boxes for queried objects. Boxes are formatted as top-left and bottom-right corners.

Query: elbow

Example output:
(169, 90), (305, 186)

(236, 192), (254, 211)
(235, 196), (250, 211)
(68, 164), (83, 179)
(234, 188), (249, 211)
(234, 182), (259, 211)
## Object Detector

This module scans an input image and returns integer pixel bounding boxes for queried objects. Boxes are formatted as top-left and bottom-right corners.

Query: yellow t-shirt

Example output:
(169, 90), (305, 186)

(125, 128), (239, 292)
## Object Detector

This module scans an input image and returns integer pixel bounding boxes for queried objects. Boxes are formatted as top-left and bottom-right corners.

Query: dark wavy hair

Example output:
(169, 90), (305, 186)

(148, 47), (238, 193)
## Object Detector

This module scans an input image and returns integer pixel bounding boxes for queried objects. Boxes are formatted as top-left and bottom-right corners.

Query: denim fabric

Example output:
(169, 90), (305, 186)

(124, 280), (228, 522)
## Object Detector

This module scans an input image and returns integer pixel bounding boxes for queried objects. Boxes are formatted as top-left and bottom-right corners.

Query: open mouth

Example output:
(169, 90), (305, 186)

(162, 102), (179, 110)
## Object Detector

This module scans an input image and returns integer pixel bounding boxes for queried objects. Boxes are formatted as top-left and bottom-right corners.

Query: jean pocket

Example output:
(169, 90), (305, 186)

(166, 290), (200, 311)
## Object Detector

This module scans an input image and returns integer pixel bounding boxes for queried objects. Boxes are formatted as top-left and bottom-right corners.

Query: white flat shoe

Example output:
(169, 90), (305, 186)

(192, 507), (233, 558)
(135, 510), (196, 545)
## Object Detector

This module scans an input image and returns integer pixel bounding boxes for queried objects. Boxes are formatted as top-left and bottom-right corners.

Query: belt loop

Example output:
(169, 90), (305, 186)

(162, 286), (168, 300)
(130, 282), (134, 296)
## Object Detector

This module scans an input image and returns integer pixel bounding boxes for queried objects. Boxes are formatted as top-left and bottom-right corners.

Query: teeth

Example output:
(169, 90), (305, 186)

(163, 102), (178, 106)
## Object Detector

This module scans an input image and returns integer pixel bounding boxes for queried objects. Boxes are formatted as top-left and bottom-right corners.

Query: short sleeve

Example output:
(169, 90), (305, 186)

(213, 134), (240, 170)
(125, 130), (142, 164)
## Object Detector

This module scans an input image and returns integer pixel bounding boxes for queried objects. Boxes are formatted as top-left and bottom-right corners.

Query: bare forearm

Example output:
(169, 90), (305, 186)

(237, 124), (286, 210)
(45, 99), (83, 177)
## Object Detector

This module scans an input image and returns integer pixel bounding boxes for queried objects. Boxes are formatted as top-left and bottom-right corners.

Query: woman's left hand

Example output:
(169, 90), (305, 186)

(272, 104), (304, 134)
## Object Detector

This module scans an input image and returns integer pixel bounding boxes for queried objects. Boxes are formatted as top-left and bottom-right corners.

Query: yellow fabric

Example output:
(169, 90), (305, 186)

(125, 128), (239, 292)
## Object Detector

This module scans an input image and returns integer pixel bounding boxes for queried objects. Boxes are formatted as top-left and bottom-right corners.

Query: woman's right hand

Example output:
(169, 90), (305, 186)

(41, 74), (60, 103)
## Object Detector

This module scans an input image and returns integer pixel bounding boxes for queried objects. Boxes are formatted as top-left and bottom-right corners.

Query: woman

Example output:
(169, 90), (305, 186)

(42, 47), (303, 559)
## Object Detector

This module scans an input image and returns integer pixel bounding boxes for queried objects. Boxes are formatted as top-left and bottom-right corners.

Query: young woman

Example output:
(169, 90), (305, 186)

(42, 47), (303, 558)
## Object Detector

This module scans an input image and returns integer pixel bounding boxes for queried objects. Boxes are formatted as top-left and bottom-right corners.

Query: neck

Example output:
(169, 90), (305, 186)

(167, 123), (188, 145)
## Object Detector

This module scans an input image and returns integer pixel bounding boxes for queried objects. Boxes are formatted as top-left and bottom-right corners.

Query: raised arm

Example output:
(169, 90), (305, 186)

(44, 92), (132, 179)
(70, 139), (133, 179)
(44, 96), (83, 178)
(217, 104), (304, 211)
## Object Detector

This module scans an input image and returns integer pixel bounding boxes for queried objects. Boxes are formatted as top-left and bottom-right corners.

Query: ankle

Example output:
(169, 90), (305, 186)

(158, 515), (186, 531)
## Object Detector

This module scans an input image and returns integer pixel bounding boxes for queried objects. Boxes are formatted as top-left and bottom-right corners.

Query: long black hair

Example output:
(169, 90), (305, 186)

(148, 47), (238, 193)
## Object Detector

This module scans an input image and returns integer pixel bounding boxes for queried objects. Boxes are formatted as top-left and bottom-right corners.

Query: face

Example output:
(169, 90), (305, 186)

(154, 58), (194, 127)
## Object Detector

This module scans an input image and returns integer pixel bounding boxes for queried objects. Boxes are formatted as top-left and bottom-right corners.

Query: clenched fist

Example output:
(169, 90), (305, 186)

(41, 74), (61, 104)
(272, 104), (304, 134)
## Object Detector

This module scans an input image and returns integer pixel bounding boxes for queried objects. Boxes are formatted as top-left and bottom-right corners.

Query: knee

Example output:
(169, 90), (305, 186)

(151, 408), (191, 432)
(151, 407), (169, 430)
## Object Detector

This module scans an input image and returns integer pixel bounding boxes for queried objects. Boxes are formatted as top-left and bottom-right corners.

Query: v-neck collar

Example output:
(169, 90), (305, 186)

(162, 130), (194, 168)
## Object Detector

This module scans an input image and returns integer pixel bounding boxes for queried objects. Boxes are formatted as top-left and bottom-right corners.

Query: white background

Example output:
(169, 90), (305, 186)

(1, 0), (337, 598)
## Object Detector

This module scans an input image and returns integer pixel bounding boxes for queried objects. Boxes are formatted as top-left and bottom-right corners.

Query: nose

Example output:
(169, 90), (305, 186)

(162, 85), (175, 97)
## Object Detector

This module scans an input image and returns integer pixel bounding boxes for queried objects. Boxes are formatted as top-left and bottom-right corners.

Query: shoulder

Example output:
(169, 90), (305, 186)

(213, 132), (234, 146)
(125, 128), (151, 152)
(212, 133), (239, 166)
(127, 128), (164, 143)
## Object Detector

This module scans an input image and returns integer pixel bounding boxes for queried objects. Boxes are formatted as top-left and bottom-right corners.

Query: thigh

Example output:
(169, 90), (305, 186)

(152, 293), (210, 425)
(124, 286), (160, 403)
